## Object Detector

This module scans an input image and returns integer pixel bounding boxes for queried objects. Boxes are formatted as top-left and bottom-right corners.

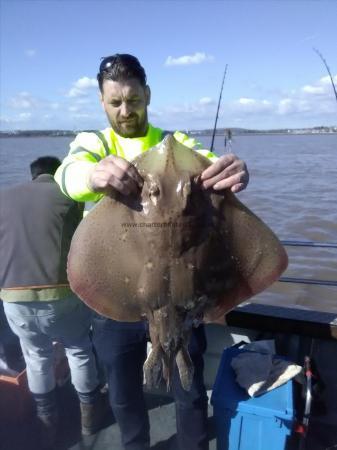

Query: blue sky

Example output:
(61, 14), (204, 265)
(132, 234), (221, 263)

(1, 0), (336, 131)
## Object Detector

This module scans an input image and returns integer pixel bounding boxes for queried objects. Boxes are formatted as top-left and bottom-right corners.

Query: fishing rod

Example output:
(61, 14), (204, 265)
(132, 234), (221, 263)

(210, 64), (228, 152)
(313, 48), (337, 103)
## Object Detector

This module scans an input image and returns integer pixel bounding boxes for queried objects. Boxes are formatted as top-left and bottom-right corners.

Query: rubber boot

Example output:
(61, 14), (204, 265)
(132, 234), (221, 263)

(79, 389), (110, 435)
(33, 389), (58, 449)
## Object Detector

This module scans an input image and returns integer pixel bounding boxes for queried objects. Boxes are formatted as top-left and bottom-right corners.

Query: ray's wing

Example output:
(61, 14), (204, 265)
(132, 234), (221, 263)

(67, 194), (146, 321)
(204, 191), (288, 321)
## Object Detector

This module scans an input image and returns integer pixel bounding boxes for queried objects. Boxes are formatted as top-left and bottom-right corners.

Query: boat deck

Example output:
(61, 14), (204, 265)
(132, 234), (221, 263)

(1, 323), (337, 450)
(1, 383), (336, 450)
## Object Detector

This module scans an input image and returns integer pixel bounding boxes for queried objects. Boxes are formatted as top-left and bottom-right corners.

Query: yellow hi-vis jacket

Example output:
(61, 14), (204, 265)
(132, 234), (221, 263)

(55, 124), (217, 205)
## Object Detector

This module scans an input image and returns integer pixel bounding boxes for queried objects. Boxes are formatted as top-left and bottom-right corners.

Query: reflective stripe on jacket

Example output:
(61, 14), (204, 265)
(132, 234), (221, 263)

(54, 124), (217, 203)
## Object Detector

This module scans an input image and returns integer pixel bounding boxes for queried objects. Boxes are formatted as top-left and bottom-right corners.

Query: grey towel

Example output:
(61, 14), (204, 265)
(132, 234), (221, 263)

(230, 340), (302, 397)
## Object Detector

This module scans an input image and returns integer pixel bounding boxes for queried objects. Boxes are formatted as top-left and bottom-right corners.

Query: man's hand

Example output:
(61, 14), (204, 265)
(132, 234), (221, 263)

(200, 153), (249, 193)
(87, 155), (143, 196)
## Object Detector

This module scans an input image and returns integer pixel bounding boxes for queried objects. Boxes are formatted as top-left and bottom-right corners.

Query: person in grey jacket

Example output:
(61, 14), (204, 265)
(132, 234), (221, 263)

(0, 156), (107, 447)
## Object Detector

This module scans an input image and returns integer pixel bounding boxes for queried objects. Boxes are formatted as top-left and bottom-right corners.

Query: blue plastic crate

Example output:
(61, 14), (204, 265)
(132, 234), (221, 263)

(211, 346), (295, 450)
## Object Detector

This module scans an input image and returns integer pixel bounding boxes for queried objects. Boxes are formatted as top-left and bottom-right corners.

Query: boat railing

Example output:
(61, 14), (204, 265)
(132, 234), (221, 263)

(281, 240), (337, 249)
(279, 239), (337, 287)
(226, 239), (337, 340)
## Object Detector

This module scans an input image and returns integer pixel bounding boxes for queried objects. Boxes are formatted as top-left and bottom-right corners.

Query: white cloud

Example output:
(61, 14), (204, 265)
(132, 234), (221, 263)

(275, 74), (337, 116)
(74, 97), (92, 105)
(0, 115), (31, 128)
(8, 92), (39, 109)
(25, 49), (36, 57)
(165, 52), (214, 66)
(321, 75), (337, 85)
(75, 77), (97, 89)
(227, 73), (337, 121)
(69, 112), (92, 119)
(0, 116), (11, 125)
(232, 98), (273, 113)
(7, 93), (60, 114)
(1, 89), (106, 130)
(2, 71), (336, 132)
(302, 85), (325, 94)
(150, 71), (336, 130)
(18, 112), (32, 120)
(148, 107), (163, 118)
(301, 75), (337, 96)
(148, 97), (217, 131)
(151, 96), (216, 125)
(68, 105), (80, 112)
(199, 97), (213, 105)
(166, 103), (200, 114)
(1, 112), (33, 125)
(278, 99), (294, 115)
(67, 77), (98, 98)
(238, 98), (255, 105)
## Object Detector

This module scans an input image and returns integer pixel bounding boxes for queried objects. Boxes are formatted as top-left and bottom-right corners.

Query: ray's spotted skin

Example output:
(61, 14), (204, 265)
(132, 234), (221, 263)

(67, 135), (288, 391)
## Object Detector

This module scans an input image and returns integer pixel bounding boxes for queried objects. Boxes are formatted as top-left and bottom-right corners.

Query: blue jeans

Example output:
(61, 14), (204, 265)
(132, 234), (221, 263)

(92, 315), (209, 450)
(3, 295), (99, 395)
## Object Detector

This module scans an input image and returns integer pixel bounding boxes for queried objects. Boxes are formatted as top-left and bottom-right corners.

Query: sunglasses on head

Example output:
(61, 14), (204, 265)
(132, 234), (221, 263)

(99, 55), (117, 73)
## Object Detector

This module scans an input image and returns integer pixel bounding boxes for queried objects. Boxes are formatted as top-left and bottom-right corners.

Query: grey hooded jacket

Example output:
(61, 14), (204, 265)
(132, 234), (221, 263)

(0, 174), (83, 290)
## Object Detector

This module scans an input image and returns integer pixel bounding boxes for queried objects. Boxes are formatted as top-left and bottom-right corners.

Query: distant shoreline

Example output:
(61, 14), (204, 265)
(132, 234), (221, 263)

(0, 126), (336, 138)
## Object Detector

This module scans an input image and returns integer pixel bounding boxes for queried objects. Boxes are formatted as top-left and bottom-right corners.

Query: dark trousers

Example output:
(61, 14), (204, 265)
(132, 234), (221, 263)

(92, 315), (209, 450)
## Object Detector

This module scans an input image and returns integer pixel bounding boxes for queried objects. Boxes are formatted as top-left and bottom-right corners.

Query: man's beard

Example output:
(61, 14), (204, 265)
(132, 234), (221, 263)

(111, 113), (148, 138)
